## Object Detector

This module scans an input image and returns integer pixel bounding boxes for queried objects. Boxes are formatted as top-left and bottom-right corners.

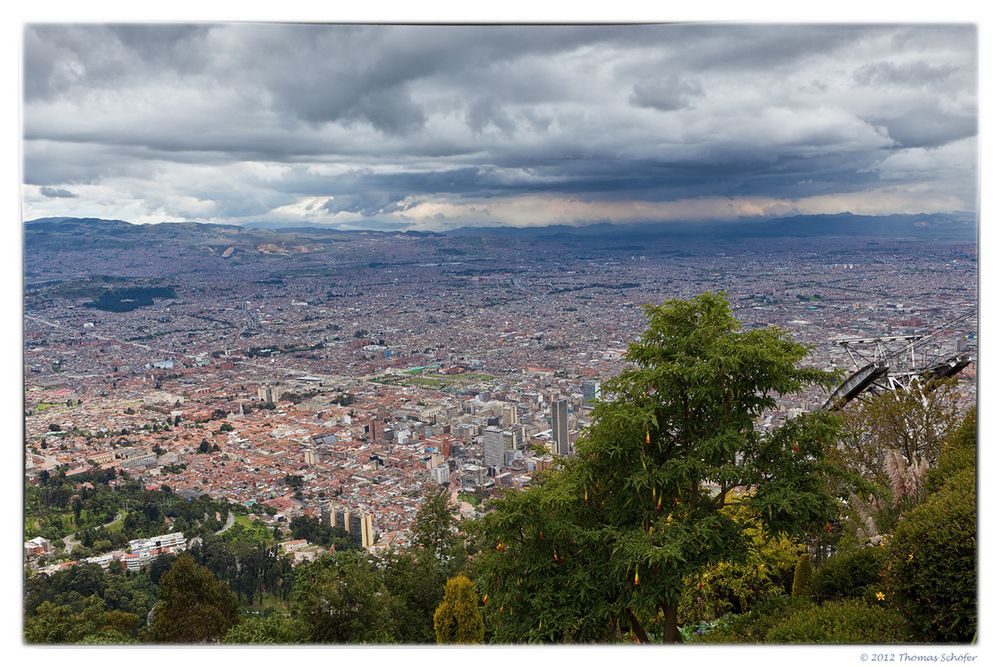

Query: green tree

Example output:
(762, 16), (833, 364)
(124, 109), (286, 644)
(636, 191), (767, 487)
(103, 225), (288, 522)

(412, 486), (465, 567)
(378, 487), (465, 642)
(24, 595), (139, 644)
(791, 554), (813, 597)
(470, 293), (841, 643)
(835, 382), (965, 548)
(434, 575), (485, 644)
(289, 552), (397, 643)
(148, 553), (238, 643)
(679, 505), (803, 623)
(839, 378), (960, 480)
(926, 407), (976, 494)
(223, 614), (305, 644)
(885, 467), (976, 642)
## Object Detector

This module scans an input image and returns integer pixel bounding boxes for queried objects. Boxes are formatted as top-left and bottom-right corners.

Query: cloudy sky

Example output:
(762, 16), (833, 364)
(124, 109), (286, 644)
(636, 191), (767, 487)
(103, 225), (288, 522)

(21, 23), (977, 230)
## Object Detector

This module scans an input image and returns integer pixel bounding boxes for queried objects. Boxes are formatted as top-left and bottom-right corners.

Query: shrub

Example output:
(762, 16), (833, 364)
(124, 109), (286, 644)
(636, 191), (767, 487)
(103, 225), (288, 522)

(812, 547), (884, 602)
(884, 466), (976, 643)
(925, 407), (975, 494)
(791, 554), (813, 597)
(434, 575), (484, 644)
(765, 599), (911, 643)
(679, 506), (803, 624)
(223, 614), (305, 644)
(692, 596), (814, 643)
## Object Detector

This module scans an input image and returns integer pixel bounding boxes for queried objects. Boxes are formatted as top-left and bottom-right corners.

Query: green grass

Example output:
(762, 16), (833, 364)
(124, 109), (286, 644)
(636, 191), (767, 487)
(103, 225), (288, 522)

(457, 493), (482, 507)
(33, 402), (62, 412)
(373, 371), (493, 389)
(104, 512), (126, 533)
(224, 515), (276, 544)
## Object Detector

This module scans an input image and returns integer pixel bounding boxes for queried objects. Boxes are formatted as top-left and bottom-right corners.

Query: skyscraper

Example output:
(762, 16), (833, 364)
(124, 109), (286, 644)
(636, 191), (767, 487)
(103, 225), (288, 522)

(502, 403), (519, 427)
(582, 380), (601, 404)
(551, 398), (569, 456)
(483, 425), (505, 470)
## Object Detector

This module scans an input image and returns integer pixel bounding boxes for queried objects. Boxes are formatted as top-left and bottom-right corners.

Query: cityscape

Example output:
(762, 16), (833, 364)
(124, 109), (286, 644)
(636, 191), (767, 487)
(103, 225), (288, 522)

(20, 21), (979, 654)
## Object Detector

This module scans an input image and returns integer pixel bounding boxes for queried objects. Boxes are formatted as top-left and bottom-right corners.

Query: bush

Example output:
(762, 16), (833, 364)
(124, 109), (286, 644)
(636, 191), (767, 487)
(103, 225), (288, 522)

(812, 547), (884, 602)
(692, 596), (814, 643)
(679, 507), (803, 624)
(223, 614), (305, 644)
(434, 575), (484, 644)
(791, 554), (813, 597)
(765, 599), (911, 643)
(925, 407), (975, 494)
(885, 467), (976, 643)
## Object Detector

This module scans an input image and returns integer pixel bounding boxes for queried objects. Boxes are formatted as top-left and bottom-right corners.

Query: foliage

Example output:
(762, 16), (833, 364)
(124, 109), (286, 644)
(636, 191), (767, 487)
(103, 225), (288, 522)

(469, 293), (841, 643)
(791, 554), (813, 598)
(811, 547), (885, 603)
(382, 488), (465, 643)
(434, 575), (485, 644)
(78, 629), (138, 644)
(412, 486), (465, 567)
(690, 595), (815, 643)
(288, 514), (343, 548)
(678, 505), (803, 623)
(926, 407), (976, 494)
(148, 553), (239, 643)
(839, 379), (960, 478)
(26, 471), (236, 545)
(763, 599), (911, 643)
(223, 613), (305, 644)
(884, 466), (976, 642)
(189, 533), (294, 605)
(24, 595), (140, 644)
(289, 552), (397, 643)
(25, 562), (158, 624)
(833, 381), (963, 548)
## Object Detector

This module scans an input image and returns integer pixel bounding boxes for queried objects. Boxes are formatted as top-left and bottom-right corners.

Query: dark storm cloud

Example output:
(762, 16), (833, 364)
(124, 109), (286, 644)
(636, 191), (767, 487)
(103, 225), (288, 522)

(24, 24), (211, 101)
(629, 76), (704, 111)
(871, 107), (977, 149)
(466, 97), (516, 135)
(39, 186), (77, 198)
(854, 61), (961, 88)
(21, 23), (978, 227)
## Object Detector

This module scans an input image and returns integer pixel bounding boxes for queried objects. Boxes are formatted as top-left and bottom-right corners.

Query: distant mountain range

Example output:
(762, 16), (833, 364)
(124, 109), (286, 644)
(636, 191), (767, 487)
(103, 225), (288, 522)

(24, 212), (977, 250)
(442, 212), (978, 241)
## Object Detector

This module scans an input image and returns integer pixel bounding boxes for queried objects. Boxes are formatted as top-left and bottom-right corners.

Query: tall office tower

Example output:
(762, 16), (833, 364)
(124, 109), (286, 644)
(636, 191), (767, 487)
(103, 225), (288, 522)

(347, 512), (375, 549)
(582, 380), (601, 404)
(329, 504), (354, 536)
(304, 449), (317, 466)
(551, 398), (570, 456)
(257, 384), (274, 403)
(359, 513), (375, 549)
(483, 425), (505, 470)
(502, 403), (519, 427)
(501, 430), (515, 452)
(511, 424), (526, 450)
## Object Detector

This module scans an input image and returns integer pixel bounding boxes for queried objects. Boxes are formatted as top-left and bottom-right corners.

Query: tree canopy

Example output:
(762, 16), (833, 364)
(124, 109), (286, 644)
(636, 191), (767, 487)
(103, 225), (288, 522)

(434, 575), (485, 644)
(148, 553), (238, 643)
(470, 292), (841, 643)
